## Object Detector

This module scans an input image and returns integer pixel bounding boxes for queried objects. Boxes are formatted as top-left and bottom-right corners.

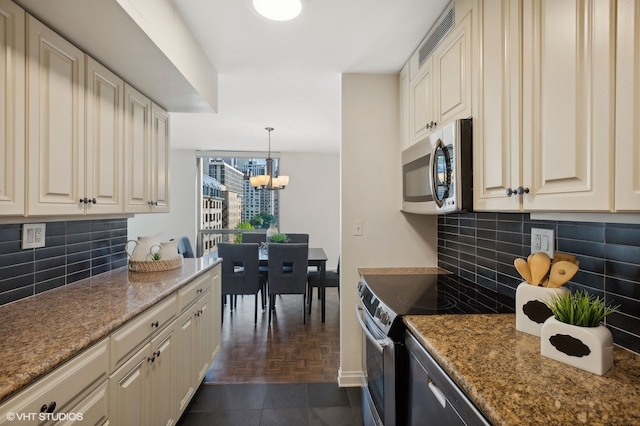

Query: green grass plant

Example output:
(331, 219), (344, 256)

(547, 290), (619, 327)
(269, 233), (288, 243)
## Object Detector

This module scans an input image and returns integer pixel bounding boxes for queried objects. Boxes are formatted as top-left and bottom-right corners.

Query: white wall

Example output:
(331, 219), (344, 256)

(128, 149), (199, 246)
(339, 74), (438, 386)
(279, 152), (340, 270)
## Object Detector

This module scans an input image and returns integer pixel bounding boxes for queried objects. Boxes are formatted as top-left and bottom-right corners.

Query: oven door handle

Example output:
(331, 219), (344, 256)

(354, 304), (393, 355)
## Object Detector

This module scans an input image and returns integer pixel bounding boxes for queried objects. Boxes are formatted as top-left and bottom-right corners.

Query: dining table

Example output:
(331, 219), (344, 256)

(259, 247), (329, 322)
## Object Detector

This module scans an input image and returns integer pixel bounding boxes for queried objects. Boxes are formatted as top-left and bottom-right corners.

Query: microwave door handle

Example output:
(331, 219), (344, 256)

(355, 304), (392, 354)
(430, 140), (445, 208)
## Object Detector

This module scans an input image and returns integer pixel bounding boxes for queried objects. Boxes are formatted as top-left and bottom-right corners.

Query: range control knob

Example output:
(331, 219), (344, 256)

(374, 306), (383, 319)
(379, 311), (390, 325)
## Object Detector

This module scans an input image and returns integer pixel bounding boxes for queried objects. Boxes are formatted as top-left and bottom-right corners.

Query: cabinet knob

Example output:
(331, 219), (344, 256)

(517, 186), (530, 195)
(430, 121), (437, 128)
(90, 198), (97, 204)
(506, 188), (514, 197)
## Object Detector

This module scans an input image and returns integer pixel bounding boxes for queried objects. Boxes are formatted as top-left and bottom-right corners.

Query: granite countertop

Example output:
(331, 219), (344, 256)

(0, 256), (221, 404)
(405, 314), (640, 425)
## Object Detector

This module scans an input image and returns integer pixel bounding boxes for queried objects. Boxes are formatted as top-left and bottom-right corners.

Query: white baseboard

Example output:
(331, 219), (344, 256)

(337, 368), (364, 387)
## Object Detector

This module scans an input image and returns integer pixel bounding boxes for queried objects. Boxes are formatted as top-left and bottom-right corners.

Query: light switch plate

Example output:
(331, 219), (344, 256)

(353, 220), (363, 236)
(531, 227), (554, 258)
(22, 223), (46, 249)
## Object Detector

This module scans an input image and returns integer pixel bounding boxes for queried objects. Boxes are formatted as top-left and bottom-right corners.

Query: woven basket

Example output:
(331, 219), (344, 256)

(128, 256), (183, 272)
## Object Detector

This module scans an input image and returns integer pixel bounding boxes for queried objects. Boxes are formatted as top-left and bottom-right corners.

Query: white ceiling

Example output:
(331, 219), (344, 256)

(170, 0), (449, 154)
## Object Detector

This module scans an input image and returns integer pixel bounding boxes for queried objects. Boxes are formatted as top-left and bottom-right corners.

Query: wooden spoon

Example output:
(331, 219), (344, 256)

(547, 261), (579, 288)
(514, 258), (532, 284)
(529, 252), (551, 286)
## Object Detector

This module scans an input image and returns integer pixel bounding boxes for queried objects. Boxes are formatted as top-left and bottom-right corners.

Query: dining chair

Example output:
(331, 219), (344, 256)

(266, 243), (309, 324)
(242, 233), (266, 244)
(218, 243), (266, 324)
(285, 233), (309, 243)
(175, 236), (195, 258)
(307, 257), (339, 314)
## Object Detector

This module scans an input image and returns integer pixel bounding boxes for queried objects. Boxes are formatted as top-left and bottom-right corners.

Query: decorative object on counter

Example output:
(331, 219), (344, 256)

(269, 233), (288, 243)
(127, 256), (183, 272)
(516, 282), (569, 336)
(514, 252), (579, 336)
(126, 234), (183, 272)
(125, 235), (161, 261)
(266, 223), (279, 240)
(541, 290), (619, 375)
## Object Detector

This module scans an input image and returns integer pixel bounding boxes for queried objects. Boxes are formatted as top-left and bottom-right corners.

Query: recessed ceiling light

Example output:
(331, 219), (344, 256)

(252, 0), (303, 21)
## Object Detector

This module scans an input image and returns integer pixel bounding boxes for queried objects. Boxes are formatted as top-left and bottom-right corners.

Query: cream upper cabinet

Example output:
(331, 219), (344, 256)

(475, 0), (616, 212)
(151, 103), (170, 212)
(432, 12), (472, 127)
(85, 57), (124, 214)
(521, 0), (615, 211)
(0, 0), (25, 216)
(399, 63), (411, 151)
(409, 55), (434, 145)
(26, 15), (85, 216)
(124, 84), (170, 213)
(473, 0), (522, 211)
(615, 0), (640, 211)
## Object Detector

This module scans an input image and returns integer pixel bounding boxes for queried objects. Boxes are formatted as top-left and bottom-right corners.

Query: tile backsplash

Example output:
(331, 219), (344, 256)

(438, 212), (640, 354)
(0, 219), (128, 306)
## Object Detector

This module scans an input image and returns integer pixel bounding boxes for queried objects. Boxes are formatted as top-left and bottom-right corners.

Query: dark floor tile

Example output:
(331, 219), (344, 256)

(190, 384), (267, 412)
(307, 383), (351, 407)
(261, 408), (308, 426)
(263, 383), (308, 409)
(309, 406), (359, 426)
(178, 409), (262, 426)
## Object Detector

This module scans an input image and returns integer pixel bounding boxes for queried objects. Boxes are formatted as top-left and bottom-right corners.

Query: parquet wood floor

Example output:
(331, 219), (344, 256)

(204, 288), (341, 384)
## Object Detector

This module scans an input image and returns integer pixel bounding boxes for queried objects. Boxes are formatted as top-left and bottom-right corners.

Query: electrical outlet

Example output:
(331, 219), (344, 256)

(531, 227), (554, 258)
(353, 220), (363, 236)
(22, 223), (46, 249)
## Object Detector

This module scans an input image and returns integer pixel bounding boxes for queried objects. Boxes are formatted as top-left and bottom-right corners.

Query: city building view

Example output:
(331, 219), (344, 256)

(200, 157), (281, 255)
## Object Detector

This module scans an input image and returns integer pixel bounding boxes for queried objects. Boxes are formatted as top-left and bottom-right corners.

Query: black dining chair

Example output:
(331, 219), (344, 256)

(307, 257), (339, 314)
(175, 236), (195, 258)
(218, 243), (266, 325)
(242, 233), (266, 244)
(284, 233), (309, 243)
(267, 243), (309, 324)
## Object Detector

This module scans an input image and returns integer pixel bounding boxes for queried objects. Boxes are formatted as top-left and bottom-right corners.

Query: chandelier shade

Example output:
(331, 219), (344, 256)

(250, 127), (289, 190)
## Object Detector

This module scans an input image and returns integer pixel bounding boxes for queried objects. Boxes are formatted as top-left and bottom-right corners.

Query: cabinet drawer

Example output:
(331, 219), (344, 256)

(0, 339), (108, 425)
(177, 273), (211, 313)
(110, 294), (176, 372)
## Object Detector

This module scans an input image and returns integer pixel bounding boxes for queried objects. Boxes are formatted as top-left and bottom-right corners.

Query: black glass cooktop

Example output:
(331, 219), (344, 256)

(361, 273), (515, 316)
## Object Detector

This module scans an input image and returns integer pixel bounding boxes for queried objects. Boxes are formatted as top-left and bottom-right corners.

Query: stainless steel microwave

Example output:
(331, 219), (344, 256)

(401, 118), (473, 215)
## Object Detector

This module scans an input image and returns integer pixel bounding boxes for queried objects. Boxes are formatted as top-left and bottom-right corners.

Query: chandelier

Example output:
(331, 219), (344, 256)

(250, 127), (289, 190)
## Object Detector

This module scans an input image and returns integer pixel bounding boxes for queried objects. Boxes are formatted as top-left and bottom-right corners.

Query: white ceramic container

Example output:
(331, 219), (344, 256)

(540, 317), (614, 375)
(515, 282), (569, 336)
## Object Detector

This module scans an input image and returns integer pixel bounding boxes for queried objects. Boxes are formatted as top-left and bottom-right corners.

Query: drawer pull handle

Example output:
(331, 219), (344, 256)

(40, 401), (56, 413)
(197, 288), (203, 294)
(148, 350), (161, 363)
(151, 321), (159, 328)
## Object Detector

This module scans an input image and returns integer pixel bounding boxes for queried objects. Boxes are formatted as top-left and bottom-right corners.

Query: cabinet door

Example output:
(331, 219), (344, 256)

(108, 343), (150, 426)
(56, 381), (108, 426)
(86, 57), (124, 214)
(193, 294), (212, 385)
(0, 0), (25, 216)
(210, 265), (222, 362)
(410, 58), (434, 144)
(149, 321), (177, 426)
(124, 83), (151, 213)
(399, 63), (411, 150)
(615, 0), (640, 211)
(522, 0), (614, 211)
(26, 15), (85, 216)
(473, 0), (522, 211)
(150, 103), (170, 212)
(433, 12), (472, 125)
(176, 308), (196, 417)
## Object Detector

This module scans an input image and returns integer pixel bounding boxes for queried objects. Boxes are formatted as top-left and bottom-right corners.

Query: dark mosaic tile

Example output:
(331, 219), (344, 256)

(607, 277), (640, 301)
(557, 239), (605, 258)
(608, 327), (640, 354)
(67, 269), (90, 284)
(605, 261), (640, 282)
(606, 244), (640, 264)
(67, 251), (90, 265)
(66, 241), (91, 254)
(557, 223), (605, 242)
(0, 273), (34, 292)
(496, 220), (523, 233)
(90, 220), (111, 232)
(35, 266), (66, 282)
(496, 231), (522, 245)
(91, 263), (110, 276)
(0, 241), (22, 256)
(66, 221), (91, 235)
(0, 262), (34, 279)
(66, 232), (91, 245)
(606, 226), (640, 247)
(35, 246), (65, 261)
(0, 225), (21, 242)
(45, 222), (66, 237)
(607, 312), (640, 338)
(35, 276), (66, 294)
(0, 251), (34, 269)
(0, 286), (33, 305)
(44, 235), (66, 248)
(35, 256), (65, 272)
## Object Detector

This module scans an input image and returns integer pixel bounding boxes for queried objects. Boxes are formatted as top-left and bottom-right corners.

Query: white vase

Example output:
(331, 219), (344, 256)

(515, 282), (569, 336)
(540, 317), (614, 375)
(266, 224), (278, 241)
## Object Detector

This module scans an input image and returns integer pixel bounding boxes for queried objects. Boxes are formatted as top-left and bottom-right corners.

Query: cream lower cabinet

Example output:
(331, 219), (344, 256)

(124, 84), (170, 213)
(0, 0), (25, 216)
(474, 0), (616, 212)
(0, 339), (109, 425)
(615, 0), (640, 211)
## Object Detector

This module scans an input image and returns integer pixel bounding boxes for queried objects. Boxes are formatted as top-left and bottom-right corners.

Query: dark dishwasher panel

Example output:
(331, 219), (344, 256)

(406, 331), (490, 426)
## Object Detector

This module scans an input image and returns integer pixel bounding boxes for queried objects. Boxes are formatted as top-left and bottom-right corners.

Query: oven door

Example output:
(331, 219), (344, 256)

(356, 304), (395, 426)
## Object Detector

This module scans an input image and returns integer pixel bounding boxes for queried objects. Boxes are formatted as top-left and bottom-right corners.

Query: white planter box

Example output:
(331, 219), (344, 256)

(515, 282), (568, 336)
(541, 317), (614, 376)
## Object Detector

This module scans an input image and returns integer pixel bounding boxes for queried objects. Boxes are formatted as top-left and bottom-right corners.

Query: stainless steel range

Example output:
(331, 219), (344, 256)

(356, 272), (514, 426)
